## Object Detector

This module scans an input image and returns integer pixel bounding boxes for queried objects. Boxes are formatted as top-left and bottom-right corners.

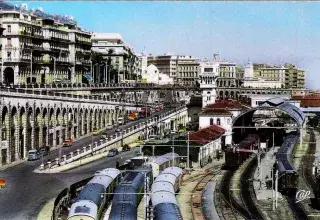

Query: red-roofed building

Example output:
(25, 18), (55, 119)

(199, 99), (251, 147)
(292, 94), (320, 107)
(188, 124), (225, 167)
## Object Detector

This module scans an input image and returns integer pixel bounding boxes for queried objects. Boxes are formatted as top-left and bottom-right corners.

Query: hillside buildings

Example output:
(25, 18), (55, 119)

(0, 2), (92, 85)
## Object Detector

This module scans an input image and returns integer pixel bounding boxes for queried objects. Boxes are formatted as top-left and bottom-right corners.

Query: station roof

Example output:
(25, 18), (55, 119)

(292, 94), (320, 107)
(233, 98), (306, 127)
(206, 99), (249, 110)
(189, 124), (225, 145)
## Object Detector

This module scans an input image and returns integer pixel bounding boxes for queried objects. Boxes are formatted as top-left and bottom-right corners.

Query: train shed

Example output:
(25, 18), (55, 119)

(232, 98), (306, 145)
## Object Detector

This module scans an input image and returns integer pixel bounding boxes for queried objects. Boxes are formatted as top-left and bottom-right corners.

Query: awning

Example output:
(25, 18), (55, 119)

(83, 74), (93, 80)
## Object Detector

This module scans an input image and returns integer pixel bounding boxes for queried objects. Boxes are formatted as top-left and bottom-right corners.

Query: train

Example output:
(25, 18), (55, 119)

(225, 134), (260, 169)
(67, 168), (121, 220)
(108, 153), (180, 220)
(275, 133), (299, 194)
(151, 167), (184, 220)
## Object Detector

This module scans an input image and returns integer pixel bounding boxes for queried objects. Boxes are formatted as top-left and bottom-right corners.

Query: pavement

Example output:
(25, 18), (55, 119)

(0, 108), (169, 220)
(253, 148), (283, 200)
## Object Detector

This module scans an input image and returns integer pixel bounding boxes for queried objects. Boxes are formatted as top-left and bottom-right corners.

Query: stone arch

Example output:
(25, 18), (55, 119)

(34, 107), (41, 149)
(225, 91), (229, 100)
(230, 91), (235, 99)
(217, 118), (221, 125)
(3, 67), (14, 85)
(10, 106), (18, 162)
(41, 107), (48, 147)
(48, 108), (55, 146)
(210, 118), (214, 125)
(219, 91), (223, 99)
(84, 108), (89, 135)
(19, 107), (26, 159)
(89, 108), (94, 132)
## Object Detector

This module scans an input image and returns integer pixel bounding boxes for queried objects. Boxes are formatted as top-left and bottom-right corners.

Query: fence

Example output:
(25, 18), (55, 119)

(40, 106), (187, 171)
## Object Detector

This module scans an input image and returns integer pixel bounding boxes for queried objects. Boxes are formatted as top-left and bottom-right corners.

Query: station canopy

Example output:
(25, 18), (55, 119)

(233, 97), (306, 127)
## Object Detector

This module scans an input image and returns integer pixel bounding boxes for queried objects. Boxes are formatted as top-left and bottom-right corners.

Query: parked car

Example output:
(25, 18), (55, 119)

(92, 128), (99, 135)
(40, 146), (50, 156)
(28, 149), (41, 161)
(116, 128), (121, 132)
(0, 178), (6, 188)
(63, 139), (73, 147)
(106, 125), (113, 130)
(107, 148), (119, 157)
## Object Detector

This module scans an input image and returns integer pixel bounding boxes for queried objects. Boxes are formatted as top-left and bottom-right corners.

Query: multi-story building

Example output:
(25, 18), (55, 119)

(0, 2), (92, 85)
(91, 33), (139, 83)
(243, 62), (305, 89)
(284, 63), (305, 89)
(148, 53), (199, 85)
(243, 63), (285, 88)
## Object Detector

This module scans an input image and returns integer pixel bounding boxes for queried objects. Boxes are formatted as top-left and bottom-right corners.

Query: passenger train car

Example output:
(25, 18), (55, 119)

(67, 168), (121, 220)
(225, 134), (260, 169)
(276, 133), (299, 194)
(151, 167), (184, 220)
(108, 153), (180, 220)
(108, 165), (153, 220)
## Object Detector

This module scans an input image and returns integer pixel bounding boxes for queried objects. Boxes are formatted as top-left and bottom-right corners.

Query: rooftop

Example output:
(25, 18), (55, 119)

(292, 94), (320, 107)
(189, 124), (225, 145)
(205, 99), (249, 110)
(199, 109), (232, 116)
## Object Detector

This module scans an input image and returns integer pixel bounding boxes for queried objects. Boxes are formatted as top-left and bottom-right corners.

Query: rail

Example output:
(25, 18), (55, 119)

(0, 89), (157, 107)
(1, 82), (198, 91)
(40, 106), (187, 171)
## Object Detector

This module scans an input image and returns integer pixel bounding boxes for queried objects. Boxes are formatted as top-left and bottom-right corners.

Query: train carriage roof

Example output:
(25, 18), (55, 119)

(76, 183), (105, 206)
(154, 174), (177, 186)
(161, 167), (183, 177)
(154, 153), (179, 165)
(151, 192), (178, 206)
(94, 168), (121, 179)
(152, 182), (175, 194)
(88, 175), (115, 189)
(68, 200), (97, 219)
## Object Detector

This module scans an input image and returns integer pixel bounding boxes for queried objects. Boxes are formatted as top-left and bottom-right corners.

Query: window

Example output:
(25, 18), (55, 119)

(204, 68), (213, 72)
(7, 51), (11, 58)
(210, 118), (214, 125)
(7, 38), (11, 46)
(7, 25), (11, 33)
(217, 118), (221, 125)
(116, 57), (119, 63)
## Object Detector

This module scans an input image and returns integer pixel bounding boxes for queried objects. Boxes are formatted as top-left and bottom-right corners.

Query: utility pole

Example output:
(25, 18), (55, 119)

(275, 169), (278, 208)
(121, 89), (125, 148)
(30, 49), (32, 84)
(272, 166), (275, 211)
(187, 131), (190, 169)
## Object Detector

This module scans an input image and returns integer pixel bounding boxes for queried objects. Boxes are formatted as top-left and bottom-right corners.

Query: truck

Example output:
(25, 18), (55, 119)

(63, 139), (73, 147)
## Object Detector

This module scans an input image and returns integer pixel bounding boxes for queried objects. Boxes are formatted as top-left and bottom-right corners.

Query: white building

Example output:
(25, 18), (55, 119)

(141, 64), (174, 85)
(243, 62), (285, 88)
(198, 100), (250, 146)
(199, 61), (220, 108)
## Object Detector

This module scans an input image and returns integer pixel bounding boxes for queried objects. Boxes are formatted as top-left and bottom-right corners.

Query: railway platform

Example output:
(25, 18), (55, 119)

(253, 149), (283, 201)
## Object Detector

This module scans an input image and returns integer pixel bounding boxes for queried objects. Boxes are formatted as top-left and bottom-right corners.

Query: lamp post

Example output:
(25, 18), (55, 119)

(89, 60), (93, 83)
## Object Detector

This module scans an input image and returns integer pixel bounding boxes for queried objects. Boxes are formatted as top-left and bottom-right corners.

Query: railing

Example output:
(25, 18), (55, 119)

(0, 88), (153, 106)
(7, 82), (198, 91)
(40, 106), (187, 171)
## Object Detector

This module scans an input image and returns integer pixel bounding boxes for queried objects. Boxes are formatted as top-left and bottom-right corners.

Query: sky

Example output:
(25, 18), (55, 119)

(12, 1), (320, 89)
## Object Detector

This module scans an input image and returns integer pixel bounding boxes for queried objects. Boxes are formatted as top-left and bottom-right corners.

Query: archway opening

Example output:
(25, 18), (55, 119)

(3, 67), (14, 85)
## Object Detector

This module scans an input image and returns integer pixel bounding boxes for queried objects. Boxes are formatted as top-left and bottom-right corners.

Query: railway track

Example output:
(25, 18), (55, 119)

(240, 157), (264, 220)
(302, 131), (317, 193)
(221, 169), (258, 220)
(285, 195), (308, 220)
(191, 166), (222, 220)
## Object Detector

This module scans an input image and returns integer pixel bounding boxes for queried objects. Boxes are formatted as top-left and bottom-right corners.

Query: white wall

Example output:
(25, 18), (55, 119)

(243, 79), (282, 88)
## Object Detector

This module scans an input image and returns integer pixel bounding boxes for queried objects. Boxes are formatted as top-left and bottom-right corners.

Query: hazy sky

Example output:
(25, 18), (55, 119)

(13, 1), (320, 89)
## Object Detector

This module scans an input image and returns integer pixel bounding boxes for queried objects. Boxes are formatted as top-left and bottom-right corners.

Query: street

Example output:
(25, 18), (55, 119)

(0, 109), (170, 220)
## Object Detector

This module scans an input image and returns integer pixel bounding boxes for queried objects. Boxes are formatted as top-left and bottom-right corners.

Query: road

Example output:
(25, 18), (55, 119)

(0, 108), (174, 220)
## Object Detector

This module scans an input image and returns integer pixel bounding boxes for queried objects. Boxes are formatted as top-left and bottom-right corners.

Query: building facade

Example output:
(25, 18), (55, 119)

(284, 63), (305, 89)
(148, 53), (199, 85)
(91, 33), (140, 83)
(0, 3), (92, 85)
